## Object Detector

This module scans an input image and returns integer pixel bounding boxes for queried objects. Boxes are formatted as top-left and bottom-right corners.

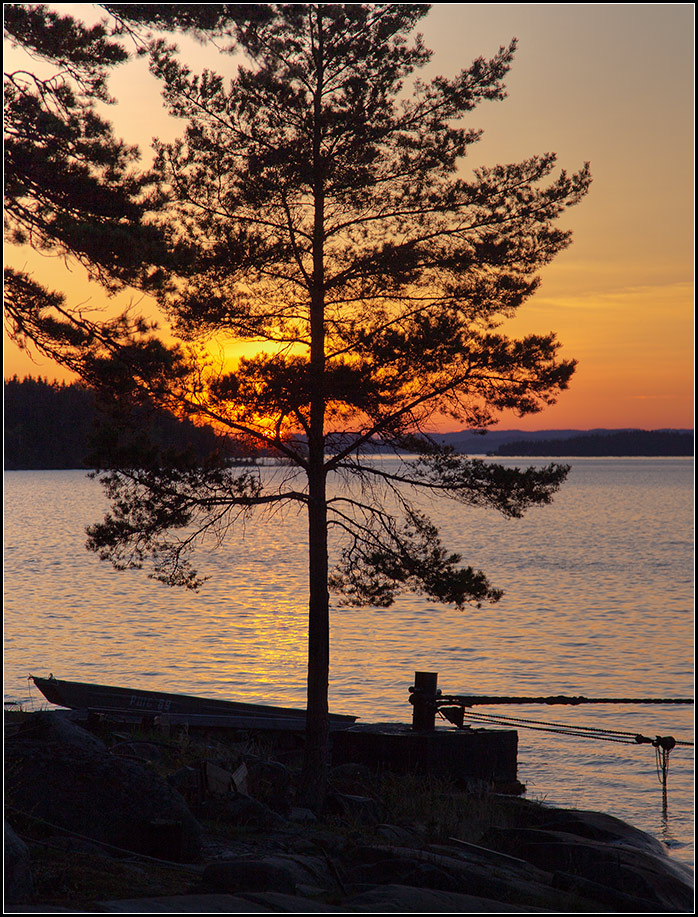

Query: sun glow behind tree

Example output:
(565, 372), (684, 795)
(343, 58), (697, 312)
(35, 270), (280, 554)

(5, 3), (593, 803)
(5, 5), (693, 433)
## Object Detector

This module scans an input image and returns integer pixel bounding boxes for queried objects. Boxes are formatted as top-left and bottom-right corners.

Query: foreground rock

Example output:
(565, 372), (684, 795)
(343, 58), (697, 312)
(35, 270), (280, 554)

(5, 821), (34, 904)
(4, 711), (693, 912)
(5, 712), (202, 866)
(482, 824), (693, 911)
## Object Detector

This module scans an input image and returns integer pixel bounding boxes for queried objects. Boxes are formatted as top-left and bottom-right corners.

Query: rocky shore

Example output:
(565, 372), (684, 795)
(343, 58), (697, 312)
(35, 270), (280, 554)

(5, 710), (694, 913)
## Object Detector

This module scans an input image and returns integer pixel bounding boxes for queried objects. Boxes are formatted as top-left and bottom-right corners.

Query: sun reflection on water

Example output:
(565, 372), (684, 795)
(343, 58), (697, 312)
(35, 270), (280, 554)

(4, 459), (694, 865)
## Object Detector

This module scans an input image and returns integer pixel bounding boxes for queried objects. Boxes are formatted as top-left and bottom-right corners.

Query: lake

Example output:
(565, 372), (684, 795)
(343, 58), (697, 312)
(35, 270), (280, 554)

(4, 457), (694, 866)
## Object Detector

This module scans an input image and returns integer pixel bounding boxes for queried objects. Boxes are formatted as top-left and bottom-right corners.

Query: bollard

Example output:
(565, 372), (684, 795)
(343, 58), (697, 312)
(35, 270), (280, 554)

(411, 671), (438, 731)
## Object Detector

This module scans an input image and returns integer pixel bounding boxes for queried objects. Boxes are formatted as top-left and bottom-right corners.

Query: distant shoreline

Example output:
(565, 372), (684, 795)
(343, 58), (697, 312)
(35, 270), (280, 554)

(4, 377), (693, 466)
(435, 428), (693, 458)
(488, 430), (693, 458)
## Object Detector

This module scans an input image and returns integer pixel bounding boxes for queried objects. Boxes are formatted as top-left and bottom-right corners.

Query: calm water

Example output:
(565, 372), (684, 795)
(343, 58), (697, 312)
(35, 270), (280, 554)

(4, 458), (694, 866)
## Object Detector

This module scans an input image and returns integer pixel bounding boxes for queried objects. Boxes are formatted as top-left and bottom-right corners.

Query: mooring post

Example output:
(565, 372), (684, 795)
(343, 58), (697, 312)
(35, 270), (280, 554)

(411, 671), (438, 731)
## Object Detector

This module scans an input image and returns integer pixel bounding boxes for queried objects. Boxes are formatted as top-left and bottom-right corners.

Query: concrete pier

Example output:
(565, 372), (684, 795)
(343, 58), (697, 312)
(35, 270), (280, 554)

(331, 722), (520, 790)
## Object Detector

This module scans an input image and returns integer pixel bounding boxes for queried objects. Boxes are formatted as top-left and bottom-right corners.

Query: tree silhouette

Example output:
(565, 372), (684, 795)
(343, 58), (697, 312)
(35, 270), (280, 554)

(4, 4), (591, 804)
(3, 3), (171, 290)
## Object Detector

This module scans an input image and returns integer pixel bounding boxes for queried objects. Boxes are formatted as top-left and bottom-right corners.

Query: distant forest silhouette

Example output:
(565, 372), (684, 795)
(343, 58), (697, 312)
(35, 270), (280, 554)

(4, 376), (229, 469)
(4, 376), (694, 468)
(493, 430), (693, 457)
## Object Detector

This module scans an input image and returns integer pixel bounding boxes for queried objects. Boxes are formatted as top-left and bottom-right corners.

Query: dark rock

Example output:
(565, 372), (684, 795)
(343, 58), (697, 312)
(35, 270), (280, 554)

(238, 891), (347, 912)
(343, 883), (540, 912)
(375, 823), (426, 846)
(5, 820), (33, 904)
(6, 726), (202, 863)
(8, 720), (693, 914)
(29, 711), (107, 754)
(201, 858), (297, 895)
(43, 835), (114, 857)
(203, 793), (287, 829)
(286, 827), (350, 858)
(201, 853), (336, 898)
(535, 806), (669, 855)
(258, 853), (336, 892)
(344, 855), (462, 893)
(99, 892), (273, 912)
(110, 741), (168, 764)
(326, 791), (380, 824)
(329, 762), (375, 794)
(168, 766), (201, 797)
(289, 806), (317, 823)
(551, 868), (679, 912)
(4, 907), (80, 913)
(482, 825), (694, 912)
(242, 757), (293, 816)
(343, 842), (593, 910)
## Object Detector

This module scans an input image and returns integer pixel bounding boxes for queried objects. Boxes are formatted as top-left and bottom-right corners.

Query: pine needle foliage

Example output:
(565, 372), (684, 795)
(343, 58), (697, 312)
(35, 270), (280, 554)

(4, 4), (591, 804)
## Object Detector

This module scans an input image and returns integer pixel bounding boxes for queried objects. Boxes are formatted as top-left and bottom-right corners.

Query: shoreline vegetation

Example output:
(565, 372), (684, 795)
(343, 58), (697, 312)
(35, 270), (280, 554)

(5, 710), (694, 912)
(489, 429), (694, 457)
(4, 376), (694, 470)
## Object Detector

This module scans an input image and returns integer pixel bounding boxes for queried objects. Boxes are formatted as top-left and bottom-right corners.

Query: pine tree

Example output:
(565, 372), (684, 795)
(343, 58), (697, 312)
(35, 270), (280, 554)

(5, 4), (591, 805)
(3, 3), (170, 289)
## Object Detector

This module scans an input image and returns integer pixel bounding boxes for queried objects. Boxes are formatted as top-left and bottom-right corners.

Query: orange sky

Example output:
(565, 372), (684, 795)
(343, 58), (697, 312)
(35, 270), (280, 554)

(4, 3), (694, 431)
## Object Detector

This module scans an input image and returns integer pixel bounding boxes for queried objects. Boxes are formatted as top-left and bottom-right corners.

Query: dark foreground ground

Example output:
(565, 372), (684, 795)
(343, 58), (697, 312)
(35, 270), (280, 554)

(5, 711), (694, 913)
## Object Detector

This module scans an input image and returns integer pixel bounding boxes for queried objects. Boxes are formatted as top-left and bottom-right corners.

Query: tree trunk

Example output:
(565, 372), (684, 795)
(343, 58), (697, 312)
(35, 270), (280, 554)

(300, 5), (330, 809)
(301, 459), (331, 807)
(301, 218), (330, 805)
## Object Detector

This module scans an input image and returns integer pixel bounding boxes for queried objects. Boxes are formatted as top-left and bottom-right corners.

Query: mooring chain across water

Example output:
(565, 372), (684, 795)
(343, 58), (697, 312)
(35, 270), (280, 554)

(441, 707), (694, 748)
(412, 675), (692, 806)
(439, 707), (692, 802)
(436, 693), (695, 707)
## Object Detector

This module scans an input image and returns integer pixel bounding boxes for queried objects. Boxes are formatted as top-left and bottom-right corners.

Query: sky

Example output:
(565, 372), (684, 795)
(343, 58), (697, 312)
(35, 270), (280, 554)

(3, 3), (695, 431)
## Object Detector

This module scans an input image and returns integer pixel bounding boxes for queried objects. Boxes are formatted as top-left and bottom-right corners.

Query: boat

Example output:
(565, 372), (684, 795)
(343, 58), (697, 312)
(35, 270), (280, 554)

(30, 675), (357, 732)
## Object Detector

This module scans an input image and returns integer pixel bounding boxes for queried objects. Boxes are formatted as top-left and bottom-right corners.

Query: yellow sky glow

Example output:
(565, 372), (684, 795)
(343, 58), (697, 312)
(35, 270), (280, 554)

(4, 3), (694, 431)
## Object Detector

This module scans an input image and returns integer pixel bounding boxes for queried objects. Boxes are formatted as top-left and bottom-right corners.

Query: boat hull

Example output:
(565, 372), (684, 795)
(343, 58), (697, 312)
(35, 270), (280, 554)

(31, 676), (356, 730)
